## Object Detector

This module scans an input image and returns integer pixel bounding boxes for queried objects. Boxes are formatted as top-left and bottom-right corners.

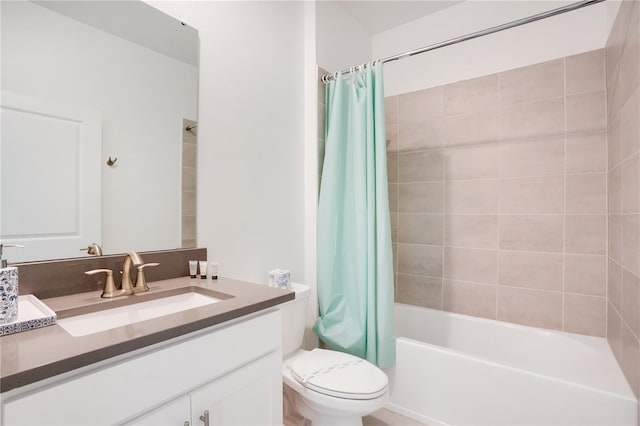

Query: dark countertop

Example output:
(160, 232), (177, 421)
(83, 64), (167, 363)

(0, 277), (294, 393)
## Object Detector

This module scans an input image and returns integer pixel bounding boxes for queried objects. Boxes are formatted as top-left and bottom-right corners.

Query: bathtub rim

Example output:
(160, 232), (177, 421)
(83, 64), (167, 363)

(393, 303), (636, 401)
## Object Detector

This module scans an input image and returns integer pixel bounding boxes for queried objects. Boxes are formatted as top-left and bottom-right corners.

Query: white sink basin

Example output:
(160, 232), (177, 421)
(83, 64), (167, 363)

(57, 292), (221, 337)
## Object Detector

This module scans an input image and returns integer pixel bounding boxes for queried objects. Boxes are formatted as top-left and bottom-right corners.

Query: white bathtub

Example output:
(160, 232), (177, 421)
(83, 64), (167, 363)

(386, 304), (637, 425)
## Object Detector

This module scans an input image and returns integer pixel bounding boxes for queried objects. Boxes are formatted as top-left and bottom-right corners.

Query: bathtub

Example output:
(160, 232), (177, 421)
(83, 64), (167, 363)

(386, 304), (637, 425)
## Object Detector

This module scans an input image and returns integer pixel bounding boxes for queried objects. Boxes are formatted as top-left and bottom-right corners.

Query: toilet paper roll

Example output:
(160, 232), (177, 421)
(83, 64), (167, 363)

(268, 269), (291, 290)
(0, 267), (19, 324)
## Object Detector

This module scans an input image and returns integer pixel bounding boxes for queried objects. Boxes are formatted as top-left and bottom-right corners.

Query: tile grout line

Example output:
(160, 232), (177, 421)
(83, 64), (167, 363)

(440, 90), (446, 311)
(562, 57), (567, 332)
(497, 71), (502, 321)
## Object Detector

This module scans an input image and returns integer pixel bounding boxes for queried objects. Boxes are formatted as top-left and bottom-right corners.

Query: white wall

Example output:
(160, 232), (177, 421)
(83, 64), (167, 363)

(315, 1), (372, 73)
(147, 1), (306, 285)
(1, 0), (197, 254)
(373, 0), (611, 96)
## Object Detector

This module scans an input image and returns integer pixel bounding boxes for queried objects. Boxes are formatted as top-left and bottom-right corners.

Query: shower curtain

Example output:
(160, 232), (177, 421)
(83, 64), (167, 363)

(313, 64), (395, 368)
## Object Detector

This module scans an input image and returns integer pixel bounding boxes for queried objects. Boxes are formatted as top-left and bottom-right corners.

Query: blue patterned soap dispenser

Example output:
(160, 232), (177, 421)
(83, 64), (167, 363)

(0, 243), (22, 324)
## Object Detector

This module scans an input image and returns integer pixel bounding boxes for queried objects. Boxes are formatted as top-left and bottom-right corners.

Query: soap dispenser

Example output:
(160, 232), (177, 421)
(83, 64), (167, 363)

(0, 243), (22, 324)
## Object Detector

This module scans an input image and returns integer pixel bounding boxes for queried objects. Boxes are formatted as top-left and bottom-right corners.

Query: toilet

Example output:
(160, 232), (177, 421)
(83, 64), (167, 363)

(278, 283), (388, 426)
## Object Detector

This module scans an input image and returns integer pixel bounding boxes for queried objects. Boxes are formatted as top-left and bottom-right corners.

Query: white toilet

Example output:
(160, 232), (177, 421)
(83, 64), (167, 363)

(278, 283), (389, 426)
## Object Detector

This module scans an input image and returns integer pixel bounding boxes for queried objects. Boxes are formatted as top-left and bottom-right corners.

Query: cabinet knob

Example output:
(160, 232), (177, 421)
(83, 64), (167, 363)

(184, 422), (190, 426)
(199, 410), (209, 426)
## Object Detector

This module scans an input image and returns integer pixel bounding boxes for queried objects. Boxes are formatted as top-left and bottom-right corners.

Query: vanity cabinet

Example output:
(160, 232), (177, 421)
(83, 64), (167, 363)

(1, 310), (283, 425)
(128, 352), (280, 426)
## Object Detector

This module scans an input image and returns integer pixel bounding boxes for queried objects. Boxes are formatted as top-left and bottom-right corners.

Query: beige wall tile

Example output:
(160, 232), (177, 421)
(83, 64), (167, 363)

(609, 165), (624, 214)
(563, 294), (606, 336)
(444, 247), (498, 284)
(399, 119), (444, 151)
(610, 215), (623, 264)
(566, 49), (605, 95)
(497, 286), (562, 329)
(500, 59), (564, 106)
(567, 91), (607, 134)
(622, 268), (640, 336)
(182, 190), (196, 217)
(444, 143), (499, 180)
(565, 173), (607, 214)
(318, 138), (326, 178)
(622, 89), (640, 158)
(385, 95), (398, 125)
(564, 254), (606, 296)
(607, 61), (621, 122)
(445, 180), (498, 214)
(499, 137), (564, 178)
(399, 86), (444, 124)
(396, 274), (443, 309)
(566, 132), (607, 173)
(617, 26), (640, 117)
(182, 216), (196, 240)
(388, 184), (398, 212)
(443, 279), (497, 319)
(621, 322), (640, 398)
(565, 215), (606, 255)
(182, 143), (196, 168)
(444, 215), (498, 249)
(182, 166), (196, 192)
(443, 109), (498, 146)
(501, 97), (565, 141)
(399, 182), (443, 213)
(499, 215), (563, 252)
(398, 214), (443, 245)
(318, 102), (326, 140)
(498, 250), (563, 291)
(392, 243), (398, 274)
(387, 152), (398, 184)
(399, 149), (444, 182)
(623, 153), (640, 214)
(606, 1), (634, 80)
(397, 243), (443, 277)
(444, 74), (499, 115)
(386, 122), (398, 152)
(500, 176), (564, 214)
(609, 114), (623, 170)
(609, 258), (623, 312)
(623, 215), (640, 275)
(390, 213), (398, 242)
(607, 301), (622, 364)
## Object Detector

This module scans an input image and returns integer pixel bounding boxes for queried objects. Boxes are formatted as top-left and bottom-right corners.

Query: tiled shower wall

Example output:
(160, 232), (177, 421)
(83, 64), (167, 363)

(386, 49), (607, 337)
(607, 0), (640, 399)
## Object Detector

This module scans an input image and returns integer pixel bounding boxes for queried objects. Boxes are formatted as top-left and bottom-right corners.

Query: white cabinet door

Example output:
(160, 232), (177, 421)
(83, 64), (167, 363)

(190, 352), (282, 426)
(125, 395), (191, 426)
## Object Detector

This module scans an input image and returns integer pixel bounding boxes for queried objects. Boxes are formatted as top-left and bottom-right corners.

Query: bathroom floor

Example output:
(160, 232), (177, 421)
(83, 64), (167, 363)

(363, 409), (427, 426)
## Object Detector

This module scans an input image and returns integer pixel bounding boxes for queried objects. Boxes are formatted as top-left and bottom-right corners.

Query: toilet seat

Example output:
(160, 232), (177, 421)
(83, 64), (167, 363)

(290, 349), (388, 400)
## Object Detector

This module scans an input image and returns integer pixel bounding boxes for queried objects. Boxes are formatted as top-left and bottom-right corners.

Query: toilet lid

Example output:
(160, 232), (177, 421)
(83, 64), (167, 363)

(290, 349), (388, 400)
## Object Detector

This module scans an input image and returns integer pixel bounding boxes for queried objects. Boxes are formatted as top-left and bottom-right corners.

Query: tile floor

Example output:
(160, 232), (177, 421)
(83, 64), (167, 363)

(363, 409), (427, 426)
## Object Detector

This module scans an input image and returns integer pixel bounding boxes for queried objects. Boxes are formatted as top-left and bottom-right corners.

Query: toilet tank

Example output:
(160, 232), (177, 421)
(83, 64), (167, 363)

(278, 282), (310, 358)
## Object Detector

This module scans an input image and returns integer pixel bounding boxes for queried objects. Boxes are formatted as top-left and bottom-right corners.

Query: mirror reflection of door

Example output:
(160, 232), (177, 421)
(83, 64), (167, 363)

(1, 92), (101, 262)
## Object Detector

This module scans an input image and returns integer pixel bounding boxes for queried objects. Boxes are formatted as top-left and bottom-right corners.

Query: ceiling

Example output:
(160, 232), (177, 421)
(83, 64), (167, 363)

(335, 1), (465, 35)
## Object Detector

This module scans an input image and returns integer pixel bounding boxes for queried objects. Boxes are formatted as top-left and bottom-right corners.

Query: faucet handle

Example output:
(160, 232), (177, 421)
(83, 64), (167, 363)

(133, 262), (160, 294)
(85, 268), (124, 299)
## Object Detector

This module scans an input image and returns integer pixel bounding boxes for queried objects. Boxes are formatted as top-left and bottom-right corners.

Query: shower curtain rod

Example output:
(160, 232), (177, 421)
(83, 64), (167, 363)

(321, 0), (605, 83)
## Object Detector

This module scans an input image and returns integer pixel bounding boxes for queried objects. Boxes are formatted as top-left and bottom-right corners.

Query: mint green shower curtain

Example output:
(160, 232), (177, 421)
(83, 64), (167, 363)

(313, 65), (395, 368)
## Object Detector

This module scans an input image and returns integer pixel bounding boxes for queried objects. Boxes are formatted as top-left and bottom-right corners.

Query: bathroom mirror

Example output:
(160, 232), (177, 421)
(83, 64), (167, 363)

(0, 0), (198, 262)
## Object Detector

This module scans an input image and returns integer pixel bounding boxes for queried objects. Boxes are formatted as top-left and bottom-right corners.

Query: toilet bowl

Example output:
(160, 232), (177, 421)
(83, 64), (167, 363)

(278, 283), (389, 425)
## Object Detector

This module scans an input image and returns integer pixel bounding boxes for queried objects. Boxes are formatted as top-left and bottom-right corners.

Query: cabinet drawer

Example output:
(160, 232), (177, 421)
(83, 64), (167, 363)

(3, 310), (281, 425)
